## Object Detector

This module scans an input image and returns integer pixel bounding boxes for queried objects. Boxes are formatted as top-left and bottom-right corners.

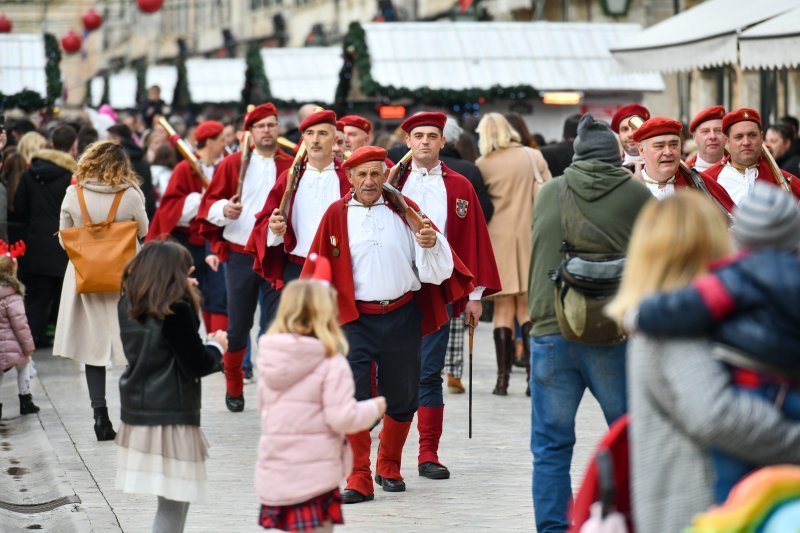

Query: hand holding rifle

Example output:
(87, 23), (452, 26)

(158, 117), (208, 188)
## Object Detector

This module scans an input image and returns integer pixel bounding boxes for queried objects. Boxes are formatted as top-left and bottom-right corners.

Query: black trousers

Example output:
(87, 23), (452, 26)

(226, 250), (279, 352)
(343, 301), (422, 422)
(24, 273), (63, 342)
(172, 232), (227, 314)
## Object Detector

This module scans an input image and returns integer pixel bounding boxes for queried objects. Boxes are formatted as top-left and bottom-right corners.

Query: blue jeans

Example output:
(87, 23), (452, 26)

(243, 284), (272, 372)
(711, 382), (800, 503)
(419, 304), (452, 407)
(530, 334), (627, 533)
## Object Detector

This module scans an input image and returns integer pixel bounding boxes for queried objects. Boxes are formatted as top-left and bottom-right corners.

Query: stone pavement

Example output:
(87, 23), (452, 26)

(0, 325), (609, 532)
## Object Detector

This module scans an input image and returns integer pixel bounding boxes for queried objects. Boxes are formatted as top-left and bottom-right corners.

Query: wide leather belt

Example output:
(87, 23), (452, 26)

(356, 292), (413, 315)
(227, 243), (248, 254)
(287, 254), (305, 266)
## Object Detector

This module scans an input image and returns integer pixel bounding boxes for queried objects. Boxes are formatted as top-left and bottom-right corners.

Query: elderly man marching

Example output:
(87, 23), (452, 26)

(686, 105), (727, 171)
(703, 108), (800, 204)
(301, 146), (474, 504)
(197, 103), (293, 412)
(394, 112), (501, 481)
(634, 117), (734, 212)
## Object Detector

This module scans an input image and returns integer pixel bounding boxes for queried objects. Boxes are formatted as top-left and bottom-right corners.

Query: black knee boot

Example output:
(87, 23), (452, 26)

(93, 407), (116, 441)
(492, 328), (514, 396)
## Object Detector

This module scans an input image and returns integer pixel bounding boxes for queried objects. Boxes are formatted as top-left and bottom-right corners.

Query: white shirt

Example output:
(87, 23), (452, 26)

(178, 160), (218, 227)
(716, 163), (758, 205)
(403, 161), (448, 233)
(623, 152), (643, 166)
(268, 161), (341, 257)
(347, 196), (453, 302)
(693, 154), (718, 172)
(206, 152), (278, 246)
(642, 168), (676, 201)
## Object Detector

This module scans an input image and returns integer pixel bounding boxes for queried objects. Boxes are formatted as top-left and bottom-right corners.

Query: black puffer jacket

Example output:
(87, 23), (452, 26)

(118, 297), (222, 426)
(119, 137), (156, 219)
(14, 149), (75, 277)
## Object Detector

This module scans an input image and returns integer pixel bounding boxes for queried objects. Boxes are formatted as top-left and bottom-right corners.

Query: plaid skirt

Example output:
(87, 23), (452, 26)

(259, 489), (344, 531)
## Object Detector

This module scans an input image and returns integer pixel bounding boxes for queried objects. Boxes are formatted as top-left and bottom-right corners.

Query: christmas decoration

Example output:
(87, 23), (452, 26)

(241, 43), (271, 110)
(137, 0), (164, 14)
(61, 31), (82, 54)
(45, 32), (63, 104)
(0, 15), (11, 33)
(82, 9), (102, 32)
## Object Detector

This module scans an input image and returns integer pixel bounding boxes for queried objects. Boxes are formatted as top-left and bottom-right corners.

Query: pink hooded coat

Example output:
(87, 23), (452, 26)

(0, 282), (35, 371)
(256, 333), (382, 506)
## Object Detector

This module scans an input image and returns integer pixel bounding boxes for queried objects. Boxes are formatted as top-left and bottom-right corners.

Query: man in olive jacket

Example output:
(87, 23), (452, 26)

(527, 114), (652, 532)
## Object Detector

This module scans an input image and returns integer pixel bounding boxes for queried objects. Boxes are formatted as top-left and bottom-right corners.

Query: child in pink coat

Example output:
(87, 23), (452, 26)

(256, 255), (386, 532)
(0, 243), (39, 419)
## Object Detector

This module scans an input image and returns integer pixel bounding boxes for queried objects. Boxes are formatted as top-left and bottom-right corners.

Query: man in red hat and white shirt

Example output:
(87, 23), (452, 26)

(686, 105), (726, 171)
(247, 109), (350, 290)
(197, 102), (294, 412)
(394, 111), (501, 481)
(147, 120), (230, 332)
(301, 145), (474, 504)
(703, 108), (800, 204)
(610, 104), (650, 173)
(633, 117), (734, 212)
(334, 120), (346, 160)
(340, 114), (394, 167)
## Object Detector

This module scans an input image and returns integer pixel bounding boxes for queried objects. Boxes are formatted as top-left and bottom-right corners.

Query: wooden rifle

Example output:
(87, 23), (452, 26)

(158, 117), (208, 189)
(761, 144), (792, 193)
(277, 136), (298, 153)
(387, 150), (413, 186)
(381, 182), (430, 234)
(235, 131), (253, 199)
(278, 142), (308, 216)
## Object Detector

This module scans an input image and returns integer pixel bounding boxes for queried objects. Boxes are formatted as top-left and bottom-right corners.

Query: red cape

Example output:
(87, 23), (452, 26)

(146, 159), (206, 244)
(702, 154), (800, 199)
(300, 192), (474, 335)
(396, 162), (501, 315)
(197, 148), (294, 260)
(246, 159), (350, 289)
(674, 166), (735, 213)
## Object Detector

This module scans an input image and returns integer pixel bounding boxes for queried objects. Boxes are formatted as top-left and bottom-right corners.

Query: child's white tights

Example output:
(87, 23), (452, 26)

(0, 361), (32, 399)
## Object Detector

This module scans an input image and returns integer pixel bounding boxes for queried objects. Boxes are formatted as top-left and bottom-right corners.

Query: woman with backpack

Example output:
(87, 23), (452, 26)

(54, 141), (149, 441)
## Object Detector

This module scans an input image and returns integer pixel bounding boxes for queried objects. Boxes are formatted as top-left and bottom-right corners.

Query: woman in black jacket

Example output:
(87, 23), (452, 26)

(116, 241), (227, 533)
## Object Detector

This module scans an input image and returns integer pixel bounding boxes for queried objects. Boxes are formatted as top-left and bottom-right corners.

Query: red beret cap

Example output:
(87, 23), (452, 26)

(689, 105), (726, 133)
(722, 108), (762, 133)
(611, 104), (651, 134)
(631, 117), (683, 143)
(299, 110), (337, 133)
(401, 112), (447, 134)
(244, 103), (278, 130)
(340, 115), (372, 134)
(341, 146), (388, 172)
(194, 120), (224, 143)
(336, 121), (345, 132)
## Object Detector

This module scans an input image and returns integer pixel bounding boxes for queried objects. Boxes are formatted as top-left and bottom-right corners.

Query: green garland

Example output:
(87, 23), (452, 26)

(44, 32), (62, 105)
(0, 90), (48, 113)
(241, 42), (271, 111)
(100, 71), (110, 105)
(134, 59), (147, 105)
(340, 21), (539, 107)
(172, 57), (193, 110)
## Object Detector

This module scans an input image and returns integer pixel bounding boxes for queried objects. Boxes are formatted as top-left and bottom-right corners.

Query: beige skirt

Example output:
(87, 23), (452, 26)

(115, 423), (209, 503)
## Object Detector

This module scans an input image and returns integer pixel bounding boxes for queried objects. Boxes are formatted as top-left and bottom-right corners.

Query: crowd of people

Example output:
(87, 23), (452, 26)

(0, 95), (799, 532)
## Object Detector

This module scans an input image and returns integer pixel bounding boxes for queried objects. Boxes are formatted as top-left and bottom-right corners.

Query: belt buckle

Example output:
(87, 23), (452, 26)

(379, 300), (390, 314)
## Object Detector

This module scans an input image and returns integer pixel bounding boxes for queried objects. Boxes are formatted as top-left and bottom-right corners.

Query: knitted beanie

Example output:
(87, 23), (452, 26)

(572, 114), (622, 166)
(732, 181), (800, 251)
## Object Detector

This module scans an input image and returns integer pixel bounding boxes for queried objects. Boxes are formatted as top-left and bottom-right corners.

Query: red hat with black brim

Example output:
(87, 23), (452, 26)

(689, 105), (726, 133)
(244, 103), (278, 130)
(300, 110), (337, 133)
(341, 146), (388, 172)
(401, 112), (447, 134)
(611, 104), (651, 134)
(631, 117), (683, 143)
(722, 108), (762, 134)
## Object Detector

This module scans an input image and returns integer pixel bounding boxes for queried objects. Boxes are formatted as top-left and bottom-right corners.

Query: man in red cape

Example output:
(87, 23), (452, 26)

(146, 120), (229, 332)
(196, 102), (293, 412)
(611, 103), (650, 174)
(301, 146), (473, 504)
(633, 117), (734, 213)
(340, 114), (395, 167)
(702, 108), (800, 204)
(392, 112), (501, 481)
(686, 105), (726, 171)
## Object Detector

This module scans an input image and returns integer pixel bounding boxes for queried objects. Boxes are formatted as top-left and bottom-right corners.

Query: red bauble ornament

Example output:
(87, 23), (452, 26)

(0, 15), (12, 33)
(61, 31), (82, 54)
(136, 0), (164, 14)
(82, 9), (102, 32)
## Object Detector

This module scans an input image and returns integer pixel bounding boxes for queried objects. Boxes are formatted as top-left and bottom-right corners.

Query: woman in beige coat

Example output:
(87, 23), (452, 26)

(54, 141), (148, 441)
(476, 113), (550, 396)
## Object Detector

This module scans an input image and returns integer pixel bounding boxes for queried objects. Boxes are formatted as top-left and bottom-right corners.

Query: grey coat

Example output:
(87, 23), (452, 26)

(628, 335), (800, 532)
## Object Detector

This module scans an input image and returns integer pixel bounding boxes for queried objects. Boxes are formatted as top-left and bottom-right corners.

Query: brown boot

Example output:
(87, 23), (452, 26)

(492, 327), (514, 395)
(521, 321), (532, 396)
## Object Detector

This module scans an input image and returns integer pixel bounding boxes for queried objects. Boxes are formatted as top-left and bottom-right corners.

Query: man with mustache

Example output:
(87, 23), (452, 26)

(703, 108), (800, 204)
(611, 104), (650, 174)
(634, 117), (734, 212)
(686, 106), (726, 171)
(300, 146), (474, 504)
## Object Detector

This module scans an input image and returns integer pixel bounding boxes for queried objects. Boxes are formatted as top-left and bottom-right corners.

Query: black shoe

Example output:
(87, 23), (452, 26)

(418, 462), (450, 480)
(225, 393), (244, 412)
(243, 366), (254, 383)
(93, 407), (116, 441)
(341, 489), (374, 504)
(374, 474), (406, 492)
(19, 394), (39, 415)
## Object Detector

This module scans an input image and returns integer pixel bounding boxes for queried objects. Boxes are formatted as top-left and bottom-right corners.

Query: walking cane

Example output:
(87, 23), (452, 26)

(468, 319), (475, 439)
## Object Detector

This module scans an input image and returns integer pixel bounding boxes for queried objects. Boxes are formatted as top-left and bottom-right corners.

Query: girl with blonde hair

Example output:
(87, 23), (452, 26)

(605, 191), (800, 532)
(16, 131), (47, 165)
(256, 256), (386, 532)
(475, 112), (551, 395)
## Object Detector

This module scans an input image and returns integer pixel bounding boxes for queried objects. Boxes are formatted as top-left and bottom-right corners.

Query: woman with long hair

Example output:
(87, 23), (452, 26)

(54, 141), (149, 441)
(606, 191), (800, 532)
(475, 113), (551, 395)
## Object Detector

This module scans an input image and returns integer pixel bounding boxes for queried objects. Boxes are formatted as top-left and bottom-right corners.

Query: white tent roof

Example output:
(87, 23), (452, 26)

(186, 58), (245, 104)
(260, 47), (341, 104)
(89, 76), (104, 108)
(0, 34), (46, 97)
(611, 0), (797, 72)
(108, 70), (138, 109)
(740, 5), (800, 70)
(362, 21), (663, 93)
(146, 65), (178, 105)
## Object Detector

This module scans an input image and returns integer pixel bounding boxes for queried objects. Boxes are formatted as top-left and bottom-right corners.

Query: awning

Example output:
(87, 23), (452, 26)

(0, 34), (46, 96)
(740, 6), (800, 70)
(260, 47), (341, 104)
(146, 66), (178, 105)
(362, 21), (663, 93)
(610, 0), (797, 72)
(185, 58), (245, 104)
